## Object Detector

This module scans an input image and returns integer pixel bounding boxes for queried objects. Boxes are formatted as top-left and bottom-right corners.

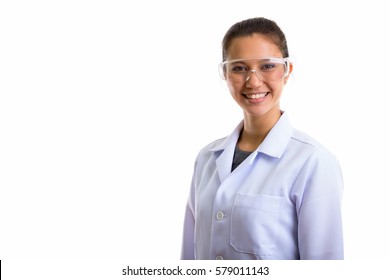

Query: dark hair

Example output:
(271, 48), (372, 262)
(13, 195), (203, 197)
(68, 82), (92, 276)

(222, 17), (289, 61)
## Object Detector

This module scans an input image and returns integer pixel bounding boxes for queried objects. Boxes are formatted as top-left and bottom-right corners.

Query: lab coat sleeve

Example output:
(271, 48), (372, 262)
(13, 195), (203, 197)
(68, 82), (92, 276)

(180, 161), (197, 260)
(293, 149), (344, 260)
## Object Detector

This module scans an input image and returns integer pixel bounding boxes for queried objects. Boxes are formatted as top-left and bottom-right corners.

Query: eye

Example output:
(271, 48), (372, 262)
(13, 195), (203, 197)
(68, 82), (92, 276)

(231, 65), (248, 73)
(260, 63), (276, 71)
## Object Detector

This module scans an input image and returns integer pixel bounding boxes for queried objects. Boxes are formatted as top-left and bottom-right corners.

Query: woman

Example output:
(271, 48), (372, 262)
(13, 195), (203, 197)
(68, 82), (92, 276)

(181, 17), (344, 260)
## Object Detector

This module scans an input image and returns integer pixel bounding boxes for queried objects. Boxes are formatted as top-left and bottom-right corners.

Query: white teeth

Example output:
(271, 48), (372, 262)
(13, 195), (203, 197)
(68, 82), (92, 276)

(247, 92), (268, 99)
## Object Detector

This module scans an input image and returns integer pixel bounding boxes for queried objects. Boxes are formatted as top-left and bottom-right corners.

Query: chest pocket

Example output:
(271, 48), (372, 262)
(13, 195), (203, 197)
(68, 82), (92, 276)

(230, 193), (282, 258)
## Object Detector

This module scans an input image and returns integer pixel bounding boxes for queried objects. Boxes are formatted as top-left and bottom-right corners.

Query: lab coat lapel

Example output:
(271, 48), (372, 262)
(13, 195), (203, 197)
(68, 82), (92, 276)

(210, 120), (243, 183)
(215, 142), (236, 183)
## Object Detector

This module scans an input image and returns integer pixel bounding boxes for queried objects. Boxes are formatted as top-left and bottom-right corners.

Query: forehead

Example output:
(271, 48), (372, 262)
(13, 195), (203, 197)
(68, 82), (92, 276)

(226, 34), (282, 60)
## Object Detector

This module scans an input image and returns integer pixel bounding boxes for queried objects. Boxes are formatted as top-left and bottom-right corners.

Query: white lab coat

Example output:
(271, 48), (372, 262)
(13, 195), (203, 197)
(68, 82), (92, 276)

(181, 113), (344, 260)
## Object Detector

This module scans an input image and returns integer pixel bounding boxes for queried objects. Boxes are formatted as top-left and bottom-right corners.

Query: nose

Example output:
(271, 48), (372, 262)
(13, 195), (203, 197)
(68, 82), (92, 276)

(245, 69), (263, 88)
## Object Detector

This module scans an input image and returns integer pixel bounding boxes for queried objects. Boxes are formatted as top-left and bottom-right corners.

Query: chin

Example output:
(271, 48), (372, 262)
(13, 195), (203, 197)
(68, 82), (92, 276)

(245, 105), (281, 118)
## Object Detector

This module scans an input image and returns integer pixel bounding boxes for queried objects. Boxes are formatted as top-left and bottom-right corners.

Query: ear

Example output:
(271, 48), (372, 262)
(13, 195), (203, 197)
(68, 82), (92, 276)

(284, 62), (293, 84)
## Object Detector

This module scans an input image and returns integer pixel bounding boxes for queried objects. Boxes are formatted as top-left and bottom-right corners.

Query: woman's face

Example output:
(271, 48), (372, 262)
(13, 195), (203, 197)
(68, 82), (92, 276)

(225, 34), (292, 118)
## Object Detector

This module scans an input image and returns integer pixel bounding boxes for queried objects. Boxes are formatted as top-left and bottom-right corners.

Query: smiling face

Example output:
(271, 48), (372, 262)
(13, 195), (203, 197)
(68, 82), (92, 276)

(225, 34), (292, 119)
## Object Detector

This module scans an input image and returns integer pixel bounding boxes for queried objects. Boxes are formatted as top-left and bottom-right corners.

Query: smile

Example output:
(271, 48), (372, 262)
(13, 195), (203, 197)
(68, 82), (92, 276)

(245, 92), (269, 99)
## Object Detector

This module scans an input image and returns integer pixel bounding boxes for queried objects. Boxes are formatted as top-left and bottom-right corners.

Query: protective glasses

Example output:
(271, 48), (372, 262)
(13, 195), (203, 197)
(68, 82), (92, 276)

(219, 57), (290, 83)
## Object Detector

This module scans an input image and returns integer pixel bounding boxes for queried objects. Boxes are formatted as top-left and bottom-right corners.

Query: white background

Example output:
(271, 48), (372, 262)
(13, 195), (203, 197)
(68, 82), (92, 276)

(1, 0), (389, 261)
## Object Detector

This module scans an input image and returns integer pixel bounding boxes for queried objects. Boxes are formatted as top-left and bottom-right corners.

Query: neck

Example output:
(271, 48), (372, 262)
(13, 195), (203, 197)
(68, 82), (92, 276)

(238, 109), (282, 152)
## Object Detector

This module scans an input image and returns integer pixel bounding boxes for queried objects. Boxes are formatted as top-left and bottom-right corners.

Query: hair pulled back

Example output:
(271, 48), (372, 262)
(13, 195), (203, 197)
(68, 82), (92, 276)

(222, 17), (289, 61)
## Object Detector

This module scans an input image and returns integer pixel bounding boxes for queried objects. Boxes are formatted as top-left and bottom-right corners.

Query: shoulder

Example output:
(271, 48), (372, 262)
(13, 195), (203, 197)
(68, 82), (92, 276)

(291, 129), (332, 153)
(287, 128), (341, 170)
(291, 129), (324, 149)
(196, 121), (243, 158)
(195, 136), (227, 160)
(290, 129), (342, 178)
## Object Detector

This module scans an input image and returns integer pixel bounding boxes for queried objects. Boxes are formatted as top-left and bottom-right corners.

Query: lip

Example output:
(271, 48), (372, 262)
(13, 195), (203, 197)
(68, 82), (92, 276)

(243, 92), (269, 103)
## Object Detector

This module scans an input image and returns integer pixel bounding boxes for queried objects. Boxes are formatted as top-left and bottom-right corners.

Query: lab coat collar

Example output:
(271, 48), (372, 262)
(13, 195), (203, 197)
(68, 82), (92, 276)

(209, 112), (293, 159)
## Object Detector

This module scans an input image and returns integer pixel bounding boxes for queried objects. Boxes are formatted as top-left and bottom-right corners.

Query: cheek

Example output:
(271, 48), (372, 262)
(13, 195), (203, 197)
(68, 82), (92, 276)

(268, 81), (284, 95)
(227, 80), (242, 95)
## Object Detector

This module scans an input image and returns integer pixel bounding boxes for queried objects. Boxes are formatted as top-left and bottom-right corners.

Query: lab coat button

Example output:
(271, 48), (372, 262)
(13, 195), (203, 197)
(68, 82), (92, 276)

(216, 211), (225, 221)
(216, 256), (224, 260)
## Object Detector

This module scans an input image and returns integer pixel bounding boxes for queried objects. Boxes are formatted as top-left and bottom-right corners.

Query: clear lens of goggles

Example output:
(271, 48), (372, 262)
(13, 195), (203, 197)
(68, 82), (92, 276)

(220, 57), (289, 83)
